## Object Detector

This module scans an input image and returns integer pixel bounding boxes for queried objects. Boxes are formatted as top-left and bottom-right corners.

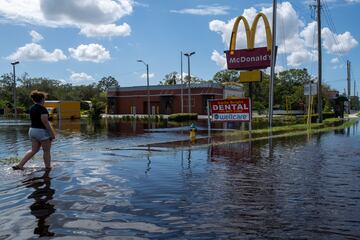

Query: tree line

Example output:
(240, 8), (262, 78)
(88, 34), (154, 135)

(0, 68), (336, 114)
(0, 73), (119, 113)
(161, 68), (336, 112)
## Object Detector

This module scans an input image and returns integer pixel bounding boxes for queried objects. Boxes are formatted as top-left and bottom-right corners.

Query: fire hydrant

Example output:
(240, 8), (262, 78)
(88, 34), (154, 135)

(189, 122), (197, 143)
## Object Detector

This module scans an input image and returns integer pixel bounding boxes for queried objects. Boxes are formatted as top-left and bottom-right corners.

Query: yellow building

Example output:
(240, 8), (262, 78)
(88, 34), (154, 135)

(44, 101), (80, 120)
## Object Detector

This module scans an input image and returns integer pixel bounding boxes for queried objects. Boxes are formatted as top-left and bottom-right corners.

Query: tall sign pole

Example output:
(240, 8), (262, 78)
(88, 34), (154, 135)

(317, 0), (323, 123)
(347, 60), (351, 113)
(146, 63), (150, 117)
(269, 0), (277, 128)
(180, 51), (184, 113)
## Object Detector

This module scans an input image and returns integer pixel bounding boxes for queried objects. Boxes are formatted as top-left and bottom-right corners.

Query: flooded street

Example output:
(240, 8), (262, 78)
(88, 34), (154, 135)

(0, 119), (359, 239)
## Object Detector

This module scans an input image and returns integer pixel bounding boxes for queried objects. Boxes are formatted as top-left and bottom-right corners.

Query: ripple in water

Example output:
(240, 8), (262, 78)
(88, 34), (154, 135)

(0, 119), (359, 239)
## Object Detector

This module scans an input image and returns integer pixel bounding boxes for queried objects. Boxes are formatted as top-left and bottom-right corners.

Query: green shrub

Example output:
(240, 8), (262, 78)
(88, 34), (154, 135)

(253, 101), (266, 115)
(323, 118), (343, 126)
(303, 112), (336, 123)
(168, 113), (198, 122)
(322, 112), (336, 119)
(88, 98), (106, 120)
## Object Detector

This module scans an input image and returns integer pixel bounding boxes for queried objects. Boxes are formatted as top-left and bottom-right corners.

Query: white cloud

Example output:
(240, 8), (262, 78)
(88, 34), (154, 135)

(346, 0), (360, 3)
(7, 43), (67, 62)
(275, 65), (285, 73)
(322, 28), (358, 54)
(141, 73), (155, 79)
(30, 30), (43, 42)
(211, 50), (227, 69)
(40, 0), (132, 25)
(0, 0), (133, 37)
(287, 50), (317, 66)
(300, 22), (358, 55)
(171, 5), (230, 16)
(80, 23), (131, 37)
(331, 57), (339, 64)
(330, 57), (343, 70)
(300, 21), (317, 48)
(69, 43), (110, 63)
(0, 0), (44, 25)
(70, 72), (94, 82)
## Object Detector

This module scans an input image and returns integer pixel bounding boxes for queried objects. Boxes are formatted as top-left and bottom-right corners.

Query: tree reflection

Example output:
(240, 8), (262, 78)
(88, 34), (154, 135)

(24, 170), (55, 237)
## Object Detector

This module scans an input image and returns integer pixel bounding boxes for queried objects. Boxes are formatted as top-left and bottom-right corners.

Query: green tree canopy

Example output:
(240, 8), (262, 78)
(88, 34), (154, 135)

(161, 71), (178, 85)
(97, 76), (119, 92)
(161, 71), (202, 85)
(212, 70), (240, 84)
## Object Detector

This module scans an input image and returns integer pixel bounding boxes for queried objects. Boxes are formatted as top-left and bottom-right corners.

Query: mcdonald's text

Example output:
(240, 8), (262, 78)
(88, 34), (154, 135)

(225, 47), (272, 70)
(228, 55), (270, 64)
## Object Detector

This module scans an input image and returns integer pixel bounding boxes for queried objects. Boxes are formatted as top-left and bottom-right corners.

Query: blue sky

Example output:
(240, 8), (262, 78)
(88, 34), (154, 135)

(0, 0), (359, 94)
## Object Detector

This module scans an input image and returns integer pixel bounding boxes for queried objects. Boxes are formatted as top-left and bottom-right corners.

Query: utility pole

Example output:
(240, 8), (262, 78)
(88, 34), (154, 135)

(354, 80), (356, 97)
(180, 51), (184, 113)
(347, 60), (351, 113)
(269, 0), (277, 128)
(316, 0), (323, 123)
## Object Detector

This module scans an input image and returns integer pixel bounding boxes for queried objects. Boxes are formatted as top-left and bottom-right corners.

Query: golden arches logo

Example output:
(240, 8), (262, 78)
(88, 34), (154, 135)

(225, 12), (275, 71)
(229, 13), (272, 54)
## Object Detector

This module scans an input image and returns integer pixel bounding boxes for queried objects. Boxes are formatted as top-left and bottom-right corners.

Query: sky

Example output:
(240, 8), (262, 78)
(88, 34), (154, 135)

(0, 0), (359, 94)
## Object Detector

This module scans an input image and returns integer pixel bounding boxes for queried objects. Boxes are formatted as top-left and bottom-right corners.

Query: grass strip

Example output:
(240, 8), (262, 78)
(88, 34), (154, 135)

(187, 119), (358, 150)
(223, 118), (344, 137)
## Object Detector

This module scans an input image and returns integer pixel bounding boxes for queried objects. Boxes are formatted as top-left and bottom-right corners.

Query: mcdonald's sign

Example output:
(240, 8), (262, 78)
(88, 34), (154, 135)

(225, 13), (274, 70)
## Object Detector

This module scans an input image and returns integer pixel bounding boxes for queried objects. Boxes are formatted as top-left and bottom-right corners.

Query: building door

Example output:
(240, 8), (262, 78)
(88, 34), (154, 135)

(160, 96), (174, 114)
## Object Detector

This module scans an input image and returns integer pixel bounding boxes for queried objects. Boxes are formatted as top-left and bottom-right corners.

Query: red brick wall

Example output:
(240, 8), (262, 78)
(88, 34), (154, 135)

(108, 86), (224, 115)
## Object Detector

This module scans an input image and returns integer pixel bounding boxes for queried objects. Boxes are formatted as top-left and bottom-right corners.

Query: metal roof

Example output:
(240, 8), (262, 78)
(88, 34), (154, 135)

(108, 82), (243, 92)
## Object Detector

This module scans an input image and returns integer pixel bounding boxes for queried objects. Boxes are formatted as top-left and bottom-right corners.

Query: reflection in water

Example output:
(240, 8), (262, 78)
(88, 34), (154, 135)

(209, 141), (254, 163)
(1, 119), (359, 239)
(145, 145), (152, 174)
(23, 170), (55, 237)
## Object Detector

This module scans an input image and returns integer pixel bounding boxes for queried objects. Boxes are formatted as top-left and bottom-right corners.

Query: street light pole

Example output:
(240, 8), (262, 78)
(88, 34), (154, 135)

(137, 60), (150, 119)
(11, 61), (20, 118)
(180, 51), (184, 113)
(184, 52), (195, 113)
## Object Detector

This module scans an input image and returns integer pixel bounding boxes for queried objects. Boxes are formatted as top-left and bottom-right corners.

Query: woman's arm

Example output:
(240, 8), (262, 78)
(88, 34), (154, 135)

(41, 114), (56, 140)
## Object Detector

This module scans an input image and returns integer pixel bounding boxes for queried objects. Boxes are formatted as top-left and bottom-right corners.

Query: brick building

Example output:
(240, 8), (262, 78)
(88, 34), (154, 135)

(107, 83), (244, 115)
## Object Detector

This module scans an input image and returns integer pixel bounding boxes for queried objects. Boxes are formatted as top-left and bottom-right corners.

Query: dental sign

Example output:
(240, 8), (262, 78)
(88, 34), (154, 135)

(210, 98), (251, 122)
(225, 13), (273, 70)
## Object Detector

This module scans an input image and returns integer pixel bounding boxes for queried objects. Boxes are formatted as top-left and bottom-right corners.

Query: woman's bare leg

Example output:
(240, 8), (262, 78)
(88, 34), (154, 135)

(41, 139), (52, 169)
(16, 140), (41, 168)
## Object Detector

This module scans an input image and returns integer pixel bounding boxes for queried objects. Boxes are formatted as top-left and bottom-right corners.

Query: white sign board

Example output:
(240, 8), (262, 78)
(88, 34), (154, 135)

(304, 83), (317, 96)
(209, 98), (251, 122)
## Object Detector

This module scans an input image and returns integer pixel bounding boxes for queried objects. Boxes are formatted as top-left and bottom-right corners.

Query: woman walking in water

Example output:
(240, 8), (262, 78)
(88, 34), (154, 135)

(13, 90), (56, 170)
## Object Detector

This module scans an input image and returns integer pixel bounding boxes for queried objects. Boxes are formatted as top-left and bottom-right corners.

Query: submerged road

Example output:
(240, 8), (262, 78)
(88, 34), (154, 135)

(0, 118), (359, 239)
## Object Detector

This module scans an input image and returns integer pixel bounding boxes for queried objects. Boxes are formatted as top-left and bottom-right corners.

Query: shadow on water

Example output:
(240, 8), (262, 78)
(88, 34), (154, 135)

(23, 170), (55, 237)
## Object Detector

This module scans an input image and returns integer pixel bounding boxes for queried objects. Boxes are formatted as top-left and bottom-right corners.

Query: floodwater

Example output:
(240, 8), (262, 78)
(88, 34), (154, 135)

(0, 118), (359, 239)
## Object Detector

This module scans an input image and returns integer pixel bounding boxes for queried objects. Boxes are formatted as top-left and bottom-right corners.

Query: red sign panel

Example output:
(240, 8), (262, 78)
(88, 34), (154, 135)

(209, 98), (251, 122)
(225, 47), (271, 70)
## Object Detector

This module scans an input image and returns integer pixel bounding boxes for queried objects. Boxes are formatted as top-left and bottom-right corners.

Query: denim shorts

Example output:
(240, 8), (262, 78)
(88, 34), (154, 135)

(29, 128), (51, 141)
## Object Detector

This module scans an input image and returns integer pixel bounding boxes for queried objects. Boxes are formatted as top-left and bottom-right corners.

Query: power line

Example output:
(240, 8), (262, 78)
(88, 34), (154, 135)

(321, 0), (348, 64)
